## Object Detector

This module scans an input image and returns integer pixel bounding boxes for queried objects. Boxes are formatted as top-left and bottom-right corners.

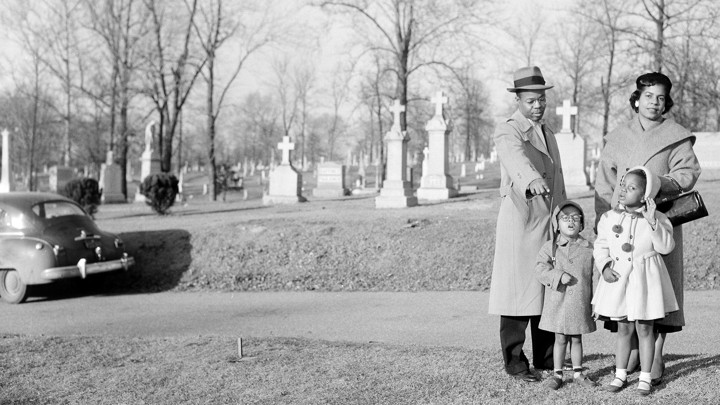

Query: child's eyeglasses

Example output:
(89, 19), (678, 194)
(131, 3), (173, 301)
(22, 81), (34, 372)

(559, 215), (582, 223)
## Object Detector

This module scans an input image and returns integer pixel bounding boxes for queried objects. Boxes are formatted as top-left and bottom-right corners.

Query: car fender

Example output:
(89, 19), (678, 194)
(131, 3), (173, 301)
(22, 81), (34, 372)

(0, 237), (58, 285)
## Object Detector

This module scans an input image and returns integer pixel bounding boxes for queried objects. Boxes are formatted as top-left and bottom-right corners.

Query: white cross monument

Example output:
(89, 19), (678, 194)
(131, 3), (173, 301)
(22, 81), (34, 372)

(554, 99), (589, 194)
(417, 91), (457, 200)
(278, 136), (294, 165)
(263, 135), (306, 204)
(556, 99), (578, 133)
(375, 99), (417, 208)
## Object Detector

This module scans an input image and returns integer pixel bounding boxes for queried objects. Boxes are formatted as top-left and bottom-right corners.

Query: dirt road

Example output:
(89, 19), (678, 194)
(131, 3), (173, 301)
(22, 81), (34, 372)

(3, 291), (720, 354)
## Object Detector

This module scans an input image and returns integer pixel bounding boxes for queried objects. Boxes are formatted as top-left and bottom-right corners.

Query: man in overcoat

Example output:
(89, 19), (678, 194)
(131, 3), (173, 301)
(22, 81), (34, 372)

(488, 66), (567, 382)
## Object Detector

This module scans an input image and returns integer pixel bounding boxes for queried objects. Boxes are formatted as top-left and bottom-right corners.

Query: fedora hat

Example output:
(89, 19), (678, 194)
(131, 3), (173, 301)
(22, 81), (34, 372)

(507, 66), (554, 92)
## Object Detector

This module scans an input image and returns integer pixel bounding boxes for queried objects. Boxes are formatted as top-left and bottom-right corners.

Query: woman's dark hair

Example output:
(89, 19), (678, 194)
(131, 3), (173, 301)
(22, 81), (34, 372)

(629, 72), (674, 114)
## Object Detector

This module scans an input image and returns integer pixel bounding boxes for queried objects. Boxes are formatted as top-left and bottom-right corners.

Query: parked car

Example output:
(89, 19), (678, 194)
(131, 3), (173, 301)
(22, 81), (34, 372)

(0, 192), (134, 304)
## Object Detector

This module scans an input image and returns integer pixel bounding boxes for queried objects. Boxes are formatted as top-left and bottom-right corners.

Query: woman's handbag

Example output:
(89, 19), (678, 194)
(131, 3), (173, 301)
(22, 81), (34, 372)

(655, 189), (708, 226)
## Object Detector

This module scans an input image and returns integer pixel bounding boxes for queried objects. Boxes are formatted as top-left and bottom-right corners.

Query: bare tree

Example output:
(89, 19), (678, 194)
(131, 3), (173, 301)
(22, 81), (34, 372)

(501, 3), (545, 66)
(13, 0), (87, 167)
(358, 53), (394, 187)
(188, 0), (275, 200)
(142, 0), (206, 173)
(552, 15), (601, 135)
(326, 62), (353, 161)
(321, 0), (481, 132)
(236, 92), (280, 167)
(273, 56), (299, 163)
(580, 0), (631, 140)
(446, 65), (491, 160)
(293, 61), (315, 170)
(0, 53), (59, 191)
(85, 0), (151, 198)
(630, 0), (711, 72)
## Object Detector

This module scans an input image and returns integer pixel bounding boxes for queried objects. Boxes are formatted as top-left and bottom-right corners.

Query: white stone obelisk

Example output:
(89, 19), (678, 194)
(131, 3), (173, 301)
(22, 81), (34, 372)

(0, 129), (11, 193)
(375, 100), (417, 208)
(417, 91), (457, 200)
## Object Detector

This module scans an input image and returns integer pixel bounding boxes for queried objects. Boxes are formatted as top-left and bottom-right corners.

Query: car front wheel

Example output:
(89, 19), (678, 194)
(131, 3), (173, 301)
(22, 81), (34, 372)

(0, 270), (28, 304)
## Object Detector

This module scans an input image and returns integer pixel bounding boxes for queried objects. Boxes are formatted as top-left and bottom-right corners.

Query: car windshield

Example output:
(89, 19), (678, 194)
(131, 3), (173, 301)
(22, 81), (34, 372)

(32, 201), (86, 219)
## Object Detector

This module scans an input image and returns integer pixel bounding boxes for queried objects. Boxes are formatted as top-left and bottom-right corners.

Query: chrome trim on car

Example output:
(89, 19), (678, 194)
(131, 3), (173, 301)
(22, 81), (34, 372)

(40, 256), (135, 280)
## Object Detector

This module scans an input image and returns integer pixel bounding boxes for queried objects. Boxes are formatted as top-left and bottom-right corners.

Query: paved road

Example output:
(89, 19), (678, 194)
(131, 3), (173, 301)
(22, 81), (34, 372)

(3, 291), (720, 353)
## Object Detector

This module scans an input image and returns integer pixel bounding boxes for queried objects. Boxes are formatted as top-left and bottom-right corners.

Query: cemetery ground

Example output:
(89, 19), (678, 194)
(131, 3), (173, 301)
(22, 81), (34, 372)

(2, 165), (720, 404)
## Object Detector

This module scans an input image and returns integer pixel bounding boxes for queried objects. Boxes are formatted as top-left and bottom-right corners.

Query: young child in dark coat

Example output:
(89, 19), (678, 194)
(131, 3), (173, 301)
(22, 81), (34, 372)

(536, 200), (597, 390)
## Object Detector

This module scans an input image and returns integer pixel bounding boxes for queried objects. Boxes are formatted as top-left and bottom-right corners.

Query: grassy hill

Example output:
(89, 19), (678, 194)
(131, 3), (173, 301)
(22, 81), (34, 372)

(73, 170), (720, 297)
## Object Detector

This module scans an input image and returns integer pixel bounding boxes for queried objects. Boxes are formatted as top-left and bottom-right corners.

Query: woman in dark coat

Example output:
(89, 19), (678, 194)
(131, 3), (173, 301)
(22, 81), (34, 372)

(594, 72), (701, 384)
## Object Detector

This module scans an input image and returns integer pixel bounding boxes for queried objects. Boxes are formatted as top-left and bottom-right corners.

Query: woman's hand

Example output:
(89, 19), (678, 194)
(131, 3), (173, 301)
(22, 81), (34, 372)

(642, 198), (658, 226)
(602, 263), (620, 283)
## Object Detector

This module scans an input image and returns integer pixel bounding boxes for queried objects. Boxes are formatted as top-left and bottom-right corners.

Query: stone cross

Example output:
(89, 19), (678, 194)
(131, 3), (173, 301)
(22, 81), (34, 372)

(390, 99), (405, 130)
(431, 91), (448, 117)
(556, 99), (578, 133)
(277, 135), (295, 165)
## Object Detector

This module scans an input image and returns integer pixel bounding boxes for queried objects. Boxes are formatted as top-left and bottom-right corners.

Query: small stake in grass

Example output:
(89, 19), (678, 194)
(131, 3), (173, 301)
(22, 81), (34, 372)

(238, 338), (243, 359)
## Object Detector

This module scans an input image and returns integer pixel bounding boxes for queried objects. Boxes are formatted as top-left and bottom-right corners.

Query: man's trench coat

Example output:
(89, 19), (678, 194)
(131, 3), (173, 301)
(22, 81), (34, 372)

(488, 109), (567, 316)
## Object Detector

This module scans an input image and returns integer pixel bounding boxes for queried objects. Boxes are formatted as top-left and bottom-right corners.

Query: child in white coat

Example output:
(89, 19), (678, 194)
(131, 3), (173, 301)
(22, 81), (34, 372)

(592, 166), (678, 396)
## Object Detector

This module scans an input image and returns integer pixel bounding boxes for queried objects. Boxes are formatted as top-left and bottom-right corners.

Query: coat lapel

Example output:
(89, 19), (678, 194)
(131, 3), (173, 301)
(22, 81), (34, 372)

(511, 110), (550, 157)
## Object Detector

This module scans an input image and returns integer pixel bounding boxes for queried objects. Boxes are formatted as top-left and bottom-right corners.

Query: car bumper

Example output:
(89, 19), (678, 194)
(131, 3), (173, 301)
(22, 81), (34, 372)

(41, 255), (135, 280)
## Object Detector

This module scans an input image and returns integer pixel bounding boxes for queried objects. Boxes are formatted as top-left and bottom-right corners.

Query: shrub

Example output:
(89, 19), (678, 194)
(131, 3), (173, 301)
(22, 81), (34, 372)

(60, 178), (102, 218)
(139, 173), (179, 215)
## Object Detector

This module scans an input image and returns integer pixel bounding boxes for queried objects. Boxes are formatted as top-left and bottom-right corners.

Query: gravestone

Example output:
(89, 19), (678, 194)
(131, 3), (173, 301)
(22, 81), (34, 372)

(136, 121), (162, 202)
(417, 91), (458, 200)
(692, 132), (720, 180)
(490, 147), (498, 163)
(263, 135), (306, 204)
(555, 99), (590, 194)
(49, 165), (75, 192)
(35, 172), (51, 192)
(0, 129), (12, 193)
(99, 151), (126, 203)
(375, 99), (417, 208)
(421, 146), (429, 176)
(313, 162), (347, 197)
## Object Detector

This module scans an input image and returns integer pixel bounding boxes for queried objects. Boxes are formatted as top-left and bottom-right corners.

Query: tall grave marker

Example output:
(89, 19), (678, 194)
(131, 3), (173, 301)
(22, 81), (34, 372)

(99, 150), (126, 203)
(135, 121), (162, 202)
(417, 91), (457, 200)
(0, 129), (11, 193)
(263, 135), (306, 204)
(554, 99), (590, 194)
(375, 100), (417, 208)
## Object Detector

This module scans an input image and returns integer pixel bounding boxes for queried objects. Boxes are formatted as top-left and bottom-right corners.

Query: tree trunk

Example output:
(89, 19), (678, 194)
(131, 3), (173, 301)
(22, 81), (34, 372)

(654, 0), (665, 72)
(119, 93), (130, 199)
(207, 55), (217, 201)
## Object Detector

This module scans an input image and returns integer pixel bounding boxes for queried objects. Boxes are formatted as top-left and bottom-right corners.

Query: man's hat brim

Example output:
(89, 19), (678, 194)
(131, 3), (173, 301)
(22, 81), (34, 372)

(507, 84), (554, 92)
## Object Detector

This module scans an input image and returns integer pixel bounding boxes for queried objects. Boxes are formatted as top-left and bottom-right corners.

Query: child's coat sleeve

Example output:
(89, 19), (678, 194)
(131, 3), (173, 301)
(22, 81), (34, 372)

(593, 211), (613, 273)
(535, 240), (564, 290)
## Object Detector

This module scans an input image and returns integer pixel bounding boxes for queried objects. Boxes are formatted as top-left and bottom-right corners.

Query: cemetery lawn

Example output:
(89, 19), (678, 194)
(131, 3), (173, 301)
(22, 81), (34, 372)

(83, 177), (720, 296)
(4, 177), (719, 404)
(2, 333), (719, 404)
